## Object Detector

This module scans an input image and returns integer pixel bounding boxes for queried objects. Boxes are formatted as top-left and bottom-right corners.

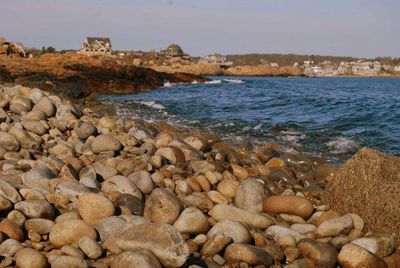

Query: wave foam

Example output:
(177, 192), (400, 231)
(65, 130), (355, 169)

(134, 101), (165, 110)
(224, 79), (245, 84)
(205, 80), (222, 84)
(326, 137), (358, 153)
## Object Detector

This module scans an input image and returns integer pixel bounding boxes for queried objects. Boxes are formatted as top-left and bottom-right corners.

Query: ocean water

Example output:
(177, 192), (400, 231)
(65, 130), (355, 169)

(98, 77), (400, 163)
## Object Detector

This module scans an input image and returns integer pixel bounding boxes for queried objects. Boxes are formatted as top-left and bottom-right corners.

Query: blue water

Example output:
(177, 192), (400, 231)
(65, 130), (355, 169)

(99, 77), (400, 162)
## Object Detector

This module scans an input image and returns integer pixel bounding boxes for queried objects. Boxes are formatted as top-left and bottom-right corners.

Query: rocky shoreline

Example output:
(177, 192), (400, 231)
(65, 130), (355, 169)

(0, 84), (399, 267)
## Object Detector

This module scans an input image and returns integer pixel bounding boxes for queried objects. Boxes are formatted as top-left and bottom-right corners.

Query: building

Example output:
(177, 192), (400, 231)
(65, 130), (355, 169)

(270, 62), (279, 68)
(199, 53), (233, 67)
(394, 66), (400, 72)
(159, 44), (189, 59)
(79, 37), (112, 56)
(338, 62), (351, 75)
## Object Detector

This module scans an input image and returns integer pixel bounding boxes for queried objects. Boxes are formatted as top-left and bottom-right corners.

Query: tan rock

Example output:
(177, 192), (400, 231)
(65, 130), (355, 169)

(235, 178), (265, 212)
(49, 219), (97, 247)
(297, 238), (338, 268)
(155, 146), (185, 164)
(111, 250), (162, 268)
(209, 204), (274, 229)
(216, 177), (239, 198)
(201, 234), (232, 256)
(316, 215), (354, 237)
(0, 218), (24, 241)
(15, 248), (48, 268)
(113, 223), (189, 267)
(338, 243), (387, 268)
(263, 195), (314, 220)
(78, 193), (115, 225)
(224, 243), (274, 266)
(351, 233), (395, 258)
(144, 188), (183, 224)
(207, 220), (251, 244)
(173, 207), (209, 234)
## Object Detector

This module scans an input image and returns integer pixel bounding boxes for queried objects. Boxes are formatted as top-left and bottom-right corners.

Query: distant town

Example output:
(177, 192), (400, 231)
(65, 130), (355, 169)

(1, 36), (400, 77)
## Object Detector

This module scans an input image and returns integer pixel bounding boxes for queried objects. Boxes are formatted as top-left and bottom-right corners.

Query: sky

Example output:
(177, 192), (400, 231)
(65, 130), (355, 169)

(1, 0), (399, 58)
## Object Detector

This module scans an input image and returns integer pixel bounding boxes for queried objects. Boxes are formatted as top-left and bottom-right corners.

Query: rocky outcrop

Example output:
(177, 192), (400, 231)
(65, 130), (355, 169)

(323, 148), (400, 244)
(0, 53), (206, 99)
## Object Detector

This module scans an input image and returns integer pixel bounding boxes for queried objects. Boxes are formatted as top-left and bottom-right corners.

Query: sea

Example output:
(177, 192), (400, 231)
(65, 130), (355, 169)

(98, 77), (400, 163)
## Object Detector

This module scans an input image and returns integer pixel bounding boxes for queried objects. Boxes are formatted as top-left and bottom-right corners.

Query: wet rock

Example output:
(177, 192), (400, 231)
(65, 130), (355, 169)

(91, 134), (122, 153)
(78, 193), (115, 225)
(144, 188), (183, 224)
(15, 248), (48, 268)
(207, 220), (251, 243)
(78, 236), (103, 259)
(297, 238), (338, 268)
(49, 219), (97, 247)
(15, 199), (54, 219)
(114, 223), (190, 267)
(209, 204), (274, 229)
(263, 195), (314, 220)
(224, 243), (274, 266)
(235, 178), (265, 212)
(173, 207), (209, 234)
(316, 215), (354, 237)
(351, 233), (395, 258)
(338, 243), (387, 268)
(111, 250), (162, 268)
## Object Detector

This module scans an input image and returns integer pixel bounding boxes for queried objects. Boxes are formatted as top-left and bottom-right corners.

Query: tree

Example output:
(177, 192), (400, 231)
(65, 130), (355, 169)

(41, 46), (56, 54)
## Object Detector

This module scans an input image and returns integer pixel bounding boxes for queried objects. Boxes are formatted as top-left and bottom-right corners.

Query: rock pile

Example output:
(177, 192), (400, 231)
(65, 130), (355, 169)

(0, 84), (398, 267)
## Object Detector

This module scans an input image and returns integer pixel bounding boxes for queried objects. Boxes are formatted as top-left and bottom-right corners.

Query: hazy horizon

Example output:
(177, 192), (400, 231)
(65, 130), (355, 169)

(1, 0), (399, 58)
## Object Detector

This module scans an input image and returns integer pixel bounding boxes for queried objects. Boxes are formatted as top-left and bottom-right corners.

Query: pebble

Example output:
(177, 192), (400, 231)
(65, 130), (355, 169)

(49, 219), (97, 247)
(111, 250), (162, 268)
(224, 243), (274, 266)
(316, 214), (354, 237)
(78, 236), (104, 259)
(113, 223), (189, 267)
(338, 243), (387, 268)
(78, 193), (115, 225)
(173, 207), (210, 234)
(263, 195), (314, 220)
(15, 248), (48, 268)
(144, 188), (183, 224)
(235, 178), (265, 212)
(15, 199), (54, 219)
(297, 238), (338, 268)
(207, 220), (252, 243)
(209, 204), (274, 229)
(351, 233), (395, 258)
(0, 218), (24, 241)
(50, 255), (88, 268)
(265, 225), (306, 243)
(91, 134), (122, 153)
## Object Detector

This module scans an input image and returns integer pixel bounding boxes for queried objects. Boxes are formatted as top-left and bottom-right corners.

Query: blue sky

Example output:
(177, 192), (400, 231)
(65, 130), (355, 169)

(1, 0), (399, 57)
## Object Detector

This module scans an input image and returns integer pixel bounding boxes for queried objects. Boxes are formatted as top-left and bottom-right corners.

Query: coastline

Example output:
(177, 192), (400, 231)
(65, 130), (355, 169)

(1, 83), (399, 267)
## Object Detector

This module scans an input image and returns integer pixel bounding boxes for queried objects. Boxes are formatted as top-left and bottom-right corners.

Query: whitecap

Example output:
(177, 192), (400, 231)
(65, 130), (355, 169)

(163, 82), (174, 87)
(205, 80), (222, 84)
(192, 80), (199, 84)
(254, 123), (262, 130)
(326, 137), (358, 153)
(134, 101), (165, 110)
(224, 79), (245, 84)
(278, 130), (306, 146)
